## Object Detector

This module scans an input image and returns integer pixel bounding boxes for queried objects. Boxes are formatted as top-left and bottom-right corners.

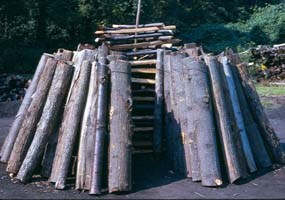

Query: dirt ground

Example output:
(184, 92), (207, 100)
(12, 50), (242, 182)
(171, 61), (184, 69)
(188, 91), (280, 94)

(0, 96), (285, 199)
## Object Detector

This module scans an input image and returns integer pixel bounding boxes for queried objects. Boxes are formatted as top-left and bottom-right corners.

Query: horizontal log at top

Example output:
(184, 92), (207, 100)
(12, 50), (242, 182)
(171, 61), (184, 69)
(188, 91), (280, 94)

(95, 26), (176, 35)
(133, 96), (155, 101)
(129, 59), (157, 66)
(110, 39), (181, 51)
(112, 23), (165, 29)
(126, 50), (157, 57)
(133, 127), (154, 132)
(132, 68), (156, 74)
(132, 116), (154, 120)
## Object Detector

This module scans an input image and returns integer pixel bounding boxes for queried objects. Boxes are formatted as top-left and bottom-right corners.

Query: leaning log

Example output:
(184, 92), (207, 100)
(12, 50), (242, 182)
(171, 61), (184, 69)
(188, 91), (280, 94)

(108, 53), (133, 193)
(6, 56), (59, 175)
(89, 44), (110, 195)
(231, 65), (272, 168)
(153, 49), (164, 154)
(205, 56), (244, 183)
(0, 54), (50, 163)
(221, 57), (257, 173)
(49, 60), (91, 189)
(236, 63), (285, 164)
(183, 57), (222, 186)
(16, 55), (74, 183)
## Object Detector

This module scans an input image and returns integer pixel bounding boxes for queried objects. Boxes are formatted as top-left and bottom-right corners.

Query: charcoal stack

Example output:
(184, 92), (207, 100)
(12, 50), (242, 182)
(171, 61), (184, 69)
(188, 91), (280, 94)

(0, 23), (284, 196)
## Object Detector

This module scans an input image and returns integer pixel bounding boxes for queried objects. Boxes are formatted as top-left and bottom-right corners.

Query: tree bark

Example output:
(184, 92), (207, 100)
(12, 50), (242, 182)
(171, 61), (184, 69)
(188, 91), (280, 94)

(236, 63), (285, 164)
(108, 52), (133, 193)
(221, 57), (257, 173)
(0, 54), (51, 163)
(89, 44), (110, 195)
(153, 49), (164, 154)
(6, 56), (58, 175)
(76, 60), (98, 191)
(231, 65), (272, 168)
(205, 56), (244, 183)
(183, 57), (222, 186)
(49, 60), (91, 189)
(16, 56), (74, 183)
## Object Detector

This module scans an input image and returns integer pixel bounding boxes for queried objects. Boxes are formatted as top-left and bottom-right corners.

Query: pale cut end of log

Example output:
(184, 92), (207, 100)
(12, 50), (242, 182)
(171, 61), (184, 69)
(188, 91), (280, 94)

(215, 179), (223, 186)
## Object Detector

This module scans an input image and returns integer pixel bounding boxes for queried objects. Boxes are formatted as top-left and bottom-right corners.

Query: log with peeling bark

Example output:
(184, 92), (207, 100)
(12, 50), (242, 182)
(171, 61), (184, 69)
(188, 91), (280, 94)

(89, 44), (110, 195)
(0, 54), (51, 163)
(108, 52), (133, 193)
(205, 56), (245, 183)
(95, 25), (176, 35)
(76, 60), (98, 191)
(6, 56), (59, 175)
(49, 60), (91, 190)
(16, 54), (74, 183)
(183, 57), (222, 186)
(221, 56), (257, 173)
(236, 63), (285, 164)
(153, 49), (164, 154)
(231, 64), (272, 168)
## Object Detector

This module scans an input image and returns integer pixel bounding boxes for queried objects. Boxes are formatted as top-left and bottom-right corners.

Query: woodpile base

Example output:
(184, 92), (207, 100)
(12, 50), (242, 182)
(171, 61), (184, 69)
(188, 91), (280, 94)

(0, 23), (284, 195)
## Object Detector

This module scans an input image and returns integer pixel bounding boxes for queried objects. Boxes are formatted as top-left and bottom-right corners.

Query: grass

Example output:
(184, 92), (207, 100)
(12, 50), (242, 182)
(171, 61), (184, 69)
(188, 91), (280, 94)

(255, 84), (285, 96)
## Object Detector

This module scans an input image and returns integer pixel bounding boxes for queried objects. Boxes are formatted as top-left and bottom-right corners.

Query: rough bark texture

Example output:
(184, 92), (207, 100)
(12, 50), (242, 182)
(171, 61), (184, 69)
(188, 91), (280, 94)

(16, 58), (74, 183)
(6, 57), (58, 175)
(221, 57), (257, 173)
(205, 56), (244, 183)
(236, 63), (285, 164)
(49, 60), (91, 189)
(0, 54), (50, 163)
(108, 53), (133, 193)
(90, 44), (110, 195)
(153, 49), (164, 154)
(183, 57), (222, 186)
(76, 60), (98, 191)
(231, 65), (272, 168)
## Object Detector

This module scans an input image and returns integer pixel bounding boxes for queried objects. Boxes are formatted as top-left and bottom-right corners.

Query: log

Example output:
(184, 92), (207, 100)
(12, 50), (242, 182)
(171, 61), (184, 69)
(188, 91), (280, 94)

(76, 60), (98, 190)
(231, 65), (272, 168)
(132, 116), (154, 120)
(205, 56), (244, 183)
(49, 60), (91, 189)
(183, 57), (222, 186)
(169, 53), (189, 175)
(89, 44), (110, 195)
(131, 68), (156, 74)
(126, 49), (158, 57)
(133, 97), (155, 101)
(221, 57), (257, 173)
(16, 56), (74, 183)
(236, 63), (285, 164)
(129, 59), (156, 66)
(0, 54), (50, 163)
(132, 78), (155, 84)
(112, 23), (165, 29)
(110, 39), (181, 51)
(6, 57), (59, 175)
(95, 25), (176, 35)
(108, 53), (133, 193)
(99, 32), (172, 41)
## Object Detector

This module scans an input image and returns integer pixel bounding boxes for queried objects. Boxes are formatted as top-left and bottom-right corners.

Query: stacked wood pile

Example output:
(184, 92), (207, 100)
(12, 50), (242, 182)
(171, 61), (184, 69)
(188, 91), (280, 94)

(0, 23), (284, 196)
(251, 45), (285, 82)
(0, 74), (30, 102)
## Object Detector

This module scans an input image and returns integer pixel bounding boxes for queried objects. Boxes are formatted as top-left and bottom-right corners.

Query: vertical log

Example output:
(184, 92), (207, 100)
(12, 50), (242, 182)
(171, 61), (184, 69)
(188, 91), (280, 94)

(170, 53), (188, 175)
(205, 56), (244, 183)
(89, 44), (110, 195)
(0, 54), (50, 163)
(49, 60), (91, 189)
(231, 65), (272, 168)
(153, 49), (164, 155)
(16, 56), (74, 183)
(183, 57), (222, 186)
(221, 57), (257, 173)
(76, 60), (98, 191)
(108, 52), (132, 193)
(236, 63), (285, 164)
(6, 57), (58, 175)
(183, 58), (201, 181)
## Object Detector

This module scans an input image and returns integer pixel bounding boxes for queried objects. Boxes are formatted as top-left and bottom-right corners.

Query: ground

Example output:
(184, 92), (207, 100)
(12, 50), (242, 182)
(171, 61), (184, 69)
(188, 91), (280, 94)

(0, 89), (285, 199)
